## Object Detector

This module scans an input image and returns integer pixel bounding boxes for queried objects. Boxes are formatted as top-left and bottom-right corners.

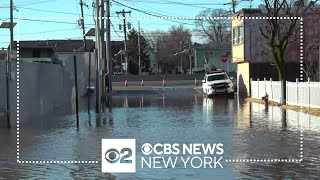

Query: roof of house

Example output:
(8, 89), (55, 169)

(12, 40), (96, 52)
(11, 40), (124, 54)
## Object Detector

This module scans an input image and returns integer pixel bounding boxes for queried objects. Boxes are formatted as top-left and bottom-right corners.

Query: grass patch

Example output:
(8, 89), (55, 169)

(282, 105), (320, 117)
(246, 98), (320, 117)
(246, 98), (280, 106)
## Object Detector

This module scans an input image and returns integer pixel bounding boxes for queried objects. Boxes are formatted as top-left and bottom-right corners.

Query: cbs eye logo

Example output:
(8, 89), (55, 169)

(141, 143), (153, 155)
(105, 148), (133, 164)
(102, 139), (136, 173)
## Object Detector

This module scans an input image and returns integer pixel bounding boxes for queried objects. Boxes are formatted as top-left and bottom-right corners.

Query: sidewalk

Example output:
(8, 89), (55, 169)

(112, 80), (199, 95)
(112, 80), (197, 87)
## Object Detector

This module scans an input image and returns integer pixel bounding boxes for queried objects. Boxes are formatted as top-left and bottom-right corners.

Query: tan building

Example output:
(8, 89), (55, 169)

(232, 8), (320, 98)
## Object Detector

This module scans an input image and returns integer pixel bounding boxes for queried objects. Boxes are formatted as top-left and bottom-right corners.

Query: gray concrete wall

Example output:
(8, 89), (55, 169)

(0, 61), (79, 128)
(0, 61), (7, 117)
(58, 53), (88, 96)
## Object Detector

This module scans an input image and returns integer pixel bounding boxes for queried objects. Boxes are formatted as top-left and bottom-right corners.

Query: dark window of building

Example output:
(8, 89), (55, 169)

(32, 49), (41, 57)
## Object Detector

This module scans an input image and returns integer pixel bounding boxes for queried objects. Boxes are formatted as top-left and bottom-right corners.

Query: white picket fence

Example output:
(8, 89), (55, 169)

(251, 78), (320, 108)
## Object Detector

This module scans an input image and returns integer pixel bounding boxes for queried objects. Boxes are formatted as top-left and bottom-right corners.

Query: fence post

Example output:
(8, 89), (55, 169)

(286, 81), (288, 105)
(280, 80), (284, 105)
(270, 78), (273, 101)
(257, 78), (260, 98)
(308, 77), (311, 108)
(296, 78), (299, 106)
(264, 77), (266, 96)
(250, 78), (252, 97)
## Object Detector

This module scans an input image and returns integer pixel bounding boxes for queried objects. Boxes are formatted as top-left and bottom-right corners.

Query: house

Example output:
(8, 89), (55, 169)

(231, 8), (320, 98)
(194, 42), (236, 73)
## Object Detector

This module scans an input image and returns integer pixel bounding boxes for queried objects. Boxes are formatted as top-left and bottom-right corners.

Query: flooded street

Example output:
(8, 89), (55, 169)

(1, 90), (320, 179)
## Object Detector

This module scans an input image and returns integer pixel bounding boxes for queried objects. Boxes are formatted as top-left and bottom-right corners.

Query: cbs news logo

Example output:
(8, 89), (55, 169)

(102, 139), (136, 173)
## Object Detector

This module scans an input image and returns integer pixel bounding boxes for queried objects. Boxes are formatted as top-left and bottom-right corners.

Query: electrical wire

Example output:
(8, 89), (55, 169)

(121, 0), (179, 17)
(111, 0), (195, 26)
(110, 21), (123, 37)
(16, 7), (92, 16)
(122, 0), (229, 9)
(0, 0), (58, 8)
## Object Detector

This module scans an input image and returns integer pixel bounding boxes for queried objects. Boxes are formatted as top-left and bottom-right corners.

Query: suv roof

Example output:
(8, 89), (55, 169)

(207, 69), (224, 74)
(206, 72), (226, 76)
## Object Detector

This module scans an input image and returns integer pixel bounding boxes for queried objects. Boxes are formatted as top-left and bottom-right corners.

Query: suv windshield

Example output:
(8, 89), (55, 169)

(207, 74), (227, 81)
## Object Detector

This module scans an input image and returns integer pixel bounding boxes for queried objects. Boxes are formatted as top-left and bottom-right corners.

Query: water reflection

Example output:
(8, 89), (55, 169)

(1, 94), (320, 179)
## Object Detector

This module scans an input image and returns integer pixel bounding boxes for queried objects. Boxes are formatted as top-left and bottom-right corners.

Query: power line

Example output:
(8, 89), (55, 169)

(0, 28), (77, 36)
(111, 0), (195, 26)
(20, 18), (81, 25)
(122, 0), (229, 8)
(121, 0), (179, 16)
(17, 7), (92, 16)
(0, 0), (58, 8)
(110, 21), (123, 37)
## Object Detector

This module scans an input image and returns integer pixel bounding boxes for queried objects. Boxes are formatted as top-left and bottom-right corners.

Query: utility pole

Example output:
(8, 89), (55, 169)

(106, 0), (112, 92)
(100, 0), (106, 100)
(95, 0), (101, 113)
(189, 41), (192, 74)
(10, 0), (13, 51)
(231, 0), (236, 13)
(79, 0), (86, 51)
(138, 21), (141, 75)
(318, 43), (320, 81)
(180, 41), (183, 73)
(120, 46), (123, 73)
(116, 10), (131, 75)
(6, 0), (14, 128)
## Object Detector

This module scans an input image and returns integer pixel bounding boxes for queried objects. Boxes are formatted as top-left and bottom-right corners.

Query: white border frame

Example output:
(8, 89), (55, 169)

(16, 16), (304, 164)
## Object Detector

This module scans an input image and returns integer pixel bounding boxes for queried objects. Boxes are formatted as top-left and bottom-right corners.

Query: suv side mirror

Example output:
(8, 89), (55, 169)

(202, 80), (206, 83)
(230, 77), (234, 80)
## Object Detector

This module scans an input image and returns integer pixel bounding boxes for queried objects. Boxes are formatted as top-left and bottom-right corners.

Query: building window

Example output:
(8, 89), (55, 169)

(209, 51), (214, 56)
(238, 26), (243, 43)
(232, 26), (244, 45)
(233, 28), (238, 45)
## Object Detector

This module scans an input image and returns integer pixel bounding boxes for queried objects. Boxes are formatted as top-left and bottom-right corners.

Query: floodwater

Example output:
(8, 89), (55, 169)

(0, 89), (320, 179)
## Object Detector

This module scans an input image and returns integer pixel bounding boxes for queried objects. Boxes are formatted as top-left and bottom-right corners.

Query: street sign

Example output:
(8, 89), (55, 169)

(220, 55), (228, 62)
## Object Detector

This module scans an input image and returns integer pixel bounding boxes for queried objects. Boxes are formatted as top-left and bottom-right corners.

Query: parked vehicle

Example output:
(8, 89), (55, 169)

(202, 71), (234, 96)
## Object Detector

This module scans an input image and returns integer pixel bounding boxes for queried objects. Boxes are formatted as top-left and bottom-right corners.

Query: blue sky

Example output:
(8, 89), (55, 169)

(0, 0), (263, 48)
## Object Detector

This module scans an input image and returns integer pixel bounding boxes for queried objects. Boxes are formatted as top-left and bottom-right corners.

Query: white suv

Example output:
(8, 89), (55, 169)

(202, 72), (234, 96)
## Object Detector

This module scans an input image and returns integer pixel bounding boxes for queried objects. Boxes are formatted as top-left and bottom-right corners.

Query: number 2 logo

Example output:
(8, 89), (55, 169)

(105, 148), (133, 164)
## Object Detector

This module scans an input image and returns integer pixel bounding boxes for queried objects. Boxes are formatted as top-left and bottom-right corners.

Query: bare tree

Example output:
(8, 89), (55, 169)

(144, 30), (167, 49)
(305, 43), (320, 81)
(147, 26), (192, 73)
(308, 0), (320, 15)
(259, 0), (313, 104)
(195, 9), (231, 42)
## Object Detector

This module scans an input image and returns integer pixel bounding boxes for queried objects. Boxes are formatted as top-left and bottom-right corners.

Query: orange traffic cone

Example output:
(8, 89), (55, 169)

(162, 79), (166, 87)
(141, 79), (144, 86)
(124, 80), (128, 87)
